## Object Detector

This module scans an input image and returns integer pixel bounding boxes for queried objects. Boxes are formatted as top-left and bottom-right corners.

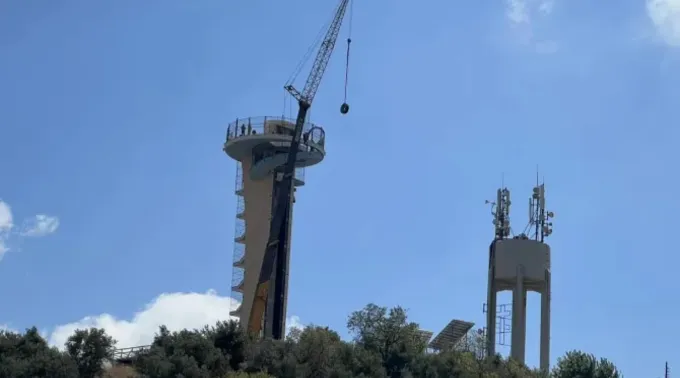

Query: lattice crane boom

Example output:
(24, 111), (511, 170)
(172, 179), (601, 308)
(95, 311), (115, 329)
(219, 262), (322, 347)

(284, 0), (350, 106)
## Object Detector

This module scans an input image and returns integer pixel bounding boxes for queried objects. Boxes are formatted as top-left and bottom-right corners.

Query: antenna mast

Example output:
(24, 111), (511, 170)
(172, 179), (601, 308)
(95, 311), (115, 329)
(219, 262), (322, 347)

(490, 188), (511, 240)
(528, 178), (554, 243)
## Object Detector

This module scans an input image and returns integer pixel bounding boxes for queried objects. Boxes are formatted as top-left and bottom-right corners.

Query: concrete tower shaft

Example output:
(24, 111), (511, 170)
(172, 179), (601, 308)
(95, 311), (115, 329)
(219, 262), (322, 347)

(486, 238), (551, 371)
(224, 116), (326, 336)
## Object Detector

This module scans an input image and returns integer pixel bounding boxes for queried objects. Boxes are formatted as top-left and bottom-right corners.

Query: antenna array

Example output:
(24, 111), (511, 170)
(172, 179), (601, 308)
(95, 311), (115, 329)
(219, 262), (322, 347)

(486, 188), (511, 240)
(528, 183), (554, 242)
(486, 180), (555, 243)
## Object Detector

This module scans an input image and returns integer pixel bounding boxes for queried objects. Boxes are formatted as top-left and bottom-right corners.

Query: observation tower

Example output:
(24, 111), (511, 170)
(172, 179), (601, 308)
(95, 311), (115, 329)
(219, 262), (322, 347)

(223, 116), (326, 336)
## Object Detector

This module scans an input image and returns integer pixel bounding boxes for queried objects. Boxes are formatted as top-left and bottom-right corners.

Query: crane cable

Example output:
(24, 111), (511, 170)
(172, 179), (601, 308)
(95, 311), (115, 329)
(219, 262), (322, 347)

(341, 0), (353, 114)
(285, 11), (334, 89)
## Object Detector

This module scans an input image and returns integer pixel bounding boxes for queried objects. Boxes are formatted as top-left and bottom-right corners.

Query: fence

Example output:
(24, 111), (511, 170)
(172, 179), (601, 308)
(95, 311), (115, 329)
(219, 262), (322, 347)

(113, 345), (150, 362)
(225, 116), (326, 151)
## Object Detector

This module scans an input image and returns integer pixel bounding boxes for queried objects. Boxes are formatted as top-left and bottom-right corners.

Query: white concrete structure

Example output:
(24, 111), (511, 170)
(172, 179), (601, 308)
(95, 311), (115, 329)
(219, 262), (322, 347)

(486, 238), (551, 370)
(223, 116), (326, 336)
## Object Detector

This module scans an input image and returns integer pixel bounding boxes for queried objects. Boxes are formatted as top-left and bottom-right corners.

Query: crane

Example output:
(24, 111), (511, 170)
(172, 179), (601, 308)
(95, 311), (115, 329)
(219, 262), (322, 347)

(246, 0), (353, 340)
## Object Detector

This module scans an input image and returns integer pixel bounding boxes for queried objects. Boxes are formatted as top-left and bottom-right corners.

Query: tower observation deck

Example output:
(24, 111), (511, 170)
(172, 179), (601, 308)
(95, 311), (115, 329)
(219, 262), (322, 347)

(223, 116), (326, 336)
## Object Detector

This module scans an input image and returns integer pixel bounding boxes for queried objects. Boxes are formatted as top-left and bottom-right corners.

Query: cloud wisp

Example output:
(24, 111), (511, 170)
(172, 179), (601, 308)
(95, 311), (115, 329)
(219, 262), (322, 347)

(0, 201), (14, 257)
(504, 0), (558, 53)
(0, 200), (59, 260)
(647, 0), (680, 46)
(20, 215), (60, 237)
(506, 0), (554, 25)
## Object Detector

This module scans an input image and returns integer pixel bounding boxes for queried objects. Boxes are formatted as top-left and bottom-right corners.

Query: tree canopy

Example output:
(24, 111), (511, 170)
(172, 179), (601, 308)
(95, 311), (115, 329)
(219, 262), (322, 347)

(0, 303), (622, 378)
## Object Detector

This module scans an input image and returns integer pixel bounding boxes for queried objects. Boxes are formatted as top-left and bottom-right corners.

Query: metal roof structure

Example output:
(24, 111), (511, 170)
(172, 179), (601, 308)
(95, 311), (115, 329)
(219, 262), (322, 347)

(428, 319), (475, 351)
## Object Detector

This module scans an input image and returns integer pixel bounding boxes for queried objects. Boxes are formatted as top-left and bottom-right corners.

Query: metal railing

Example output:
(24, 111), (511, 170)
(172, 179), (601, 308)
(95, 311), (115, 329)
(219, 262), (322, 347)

(113, 345), (150, 361)
(225, 116), (326, 150)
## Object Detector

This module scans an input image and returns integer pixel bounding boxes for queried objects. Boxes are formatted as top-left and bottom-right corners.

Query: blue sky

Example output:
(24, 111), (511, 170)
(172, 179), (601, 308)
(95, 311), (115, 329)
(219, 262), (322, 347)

(1, 0), (679, 375)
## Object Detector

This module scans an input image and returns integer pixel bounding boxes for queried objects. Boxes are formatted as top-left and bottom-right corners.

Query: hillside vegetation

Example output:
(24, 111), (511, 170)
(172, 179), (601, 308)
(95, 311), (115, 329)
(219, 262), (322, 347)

(0, 303), (620, 378)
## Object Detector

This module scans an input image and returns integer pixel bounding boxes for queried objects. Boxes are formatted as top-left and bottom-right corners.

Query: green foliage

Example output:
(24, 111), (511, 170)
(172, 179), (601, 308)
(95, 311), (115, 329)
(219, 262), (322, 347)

(347, 303), (426, 376)
(65, 327), (116, 378)
(134, 325), (231, 377)
(225, 372), (273, 378)
(0, 304), (623, 378)
(0, 327), (78, 378)
(552, 350), (621, 378)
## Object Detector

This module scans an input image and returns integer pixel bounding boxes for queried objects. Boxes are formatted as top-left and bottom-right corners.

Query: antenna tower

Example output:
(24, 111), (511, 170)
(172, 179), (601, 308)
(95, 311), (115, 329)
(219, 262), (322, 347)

(485, 173), (556, 371)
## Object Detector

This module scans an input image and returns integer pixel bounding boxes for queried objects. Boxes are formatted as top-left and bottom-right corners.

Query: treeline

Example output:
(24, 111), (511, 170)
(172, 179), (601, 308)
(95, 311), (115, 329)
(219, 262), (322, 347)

(0, 303), (621, 378)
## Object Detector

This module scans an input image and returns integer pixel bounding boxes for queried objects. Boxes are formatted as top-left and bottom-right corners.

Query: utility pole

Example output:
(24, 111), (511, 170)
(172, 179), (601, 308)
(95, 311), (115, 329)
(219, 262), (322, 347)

(665, 361), (670, 378)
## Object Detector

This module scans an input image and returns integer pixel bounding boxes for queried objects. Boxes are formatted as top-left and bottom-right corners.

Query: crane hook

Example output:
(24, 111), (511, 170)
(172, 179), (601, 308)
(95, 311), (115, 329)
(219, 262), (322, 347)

(340, 36), (352, 115)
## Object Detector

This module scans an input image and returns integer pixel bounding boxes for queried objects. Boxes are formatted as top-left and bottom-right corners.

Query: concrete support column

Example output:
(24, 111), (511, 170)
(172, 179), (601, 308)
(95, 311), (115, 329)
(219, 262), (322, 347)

(486, 267), (497, 358)
(511, 265), (526, 363)
(540, 268), (551, 372)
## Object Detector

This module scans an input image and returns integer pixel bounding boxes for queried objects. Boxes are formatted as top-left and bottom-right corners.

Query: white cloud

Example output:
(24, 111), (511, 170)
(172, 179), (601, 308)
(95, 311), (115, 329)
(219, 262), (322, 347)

(504, 0), (558, 53)
(48, 290), (304, 349)
(507, 0), (531, 24)
(506, 0), (554, 24)
(21, 214), (60, 237)
(0, 199), (59, 260)
(647, 0), (680, 46)
(287, 315), (303, 331)
(538, 0), (554, 15)
(0, 202), (12, 231)
(0, 201), (14, 258)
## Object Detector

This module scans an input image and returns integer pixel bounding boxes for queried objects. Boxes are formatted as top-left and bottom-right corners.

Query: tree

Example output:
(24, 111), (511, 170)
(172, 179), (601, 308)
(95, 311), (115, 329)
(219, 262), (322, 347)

(454, 328), (487, 360)
(134, 325), (230, 378)
(295, 325), (352, 377)
(226, 372), (273, 378)
(0, 327), (79, 378)
(552, 350), (621, 378)
(0, 303), (624, 377)
(347, 303), (427, 376)
(65, 327), (116, 378)
(203, 320), (248, 371)
(333, 342), (385, 378)
(243, 337), (297, 378)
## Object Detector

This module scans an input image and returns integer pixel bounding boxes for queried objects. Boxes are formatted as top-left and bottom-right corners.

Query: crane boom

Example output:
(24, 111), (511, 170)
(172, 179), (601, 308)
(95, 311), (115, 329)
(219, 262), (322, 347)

(285, 0), (350, 106)
(247, 0), (351, 340)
